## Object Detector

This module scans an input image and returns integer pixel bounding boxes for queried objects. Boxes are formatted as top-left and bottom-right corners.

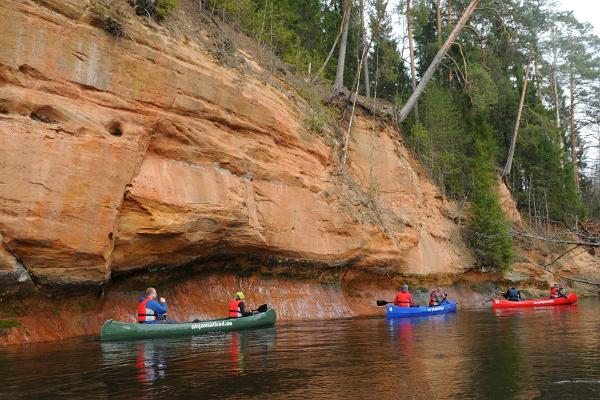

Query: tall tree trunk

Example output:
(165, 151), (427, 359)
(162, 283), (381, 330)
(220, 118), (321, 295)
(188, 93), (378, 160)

(360, 0), (370, 97)
(552, 67), (560, 129)
(552, 66), (565, 168)
(312, 5), (348, 83)
(334, 0), (352, 93)
(446, 0), (452, 33)
(436, 0), (442, 48)
(406, 0), (419, 121)
(398, 0), (480, 123)
(570, 66), (579, 191)
(502, 62), (531, 178)
(447, 0), (452, 82)
(534, 58), (542, 101)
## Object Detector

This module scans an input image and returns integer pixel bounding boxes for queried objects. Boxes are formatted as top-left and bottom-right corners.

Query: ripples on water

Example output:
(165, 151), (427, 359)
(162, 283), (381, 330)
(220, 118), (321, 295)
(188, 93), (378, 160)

(2, 299), (600, 399)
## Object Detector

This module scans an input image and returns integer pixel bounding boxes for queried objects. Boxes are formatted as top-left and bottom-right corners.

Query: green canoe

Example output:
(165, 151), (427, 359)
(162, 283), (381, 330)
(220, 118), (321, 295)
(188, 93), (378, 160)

(100, 308), (276, 341)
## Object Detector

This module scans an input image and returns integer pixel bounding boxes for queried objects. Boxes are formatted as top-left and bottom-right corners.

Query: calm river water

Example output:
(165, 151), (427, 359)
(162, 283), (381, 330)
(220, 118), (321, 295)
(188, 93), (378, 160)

(2, 298), (600, 399)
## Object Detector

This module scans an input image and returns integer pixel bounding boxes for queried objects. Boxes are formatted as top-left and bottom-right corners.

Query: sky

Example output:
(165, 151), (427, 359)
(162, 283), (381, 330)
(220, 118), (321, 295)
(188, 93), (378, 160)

(388, 0), (600, 40)
(559, 0), (600, 36)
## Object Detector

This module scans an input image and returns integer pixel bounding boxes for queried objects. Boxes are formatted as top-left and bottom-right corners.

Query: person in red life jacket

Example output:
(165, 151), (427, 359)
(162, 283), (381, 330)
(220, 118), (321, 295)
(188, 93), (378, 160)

(549, 283), (559, 299)
(394, 284), (415, 307)
(137, 287), (168, 324)
(429, 287), (448, 306)
(228, 292), (254, 318)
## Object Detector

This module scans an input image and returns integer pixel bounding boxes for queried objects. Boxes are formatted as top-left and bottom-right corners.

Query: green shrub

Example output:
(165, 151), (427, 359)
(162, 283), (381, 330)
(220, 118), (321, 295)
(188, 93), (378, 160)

(467, 64), (499, 111)
(0, 320), (21, 329)
(298, 84), (339, 134)
(89, 0), (128, 38)
(131, 0), (179, 20)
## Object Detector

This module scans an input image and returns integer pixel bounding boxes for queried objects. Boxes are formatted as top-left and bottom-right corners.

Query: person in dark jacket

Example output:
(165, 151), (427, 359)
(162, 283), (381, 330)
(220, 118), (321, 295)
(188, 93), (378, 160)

(137, 287), (169, 324)
(503, 287), (521, 301)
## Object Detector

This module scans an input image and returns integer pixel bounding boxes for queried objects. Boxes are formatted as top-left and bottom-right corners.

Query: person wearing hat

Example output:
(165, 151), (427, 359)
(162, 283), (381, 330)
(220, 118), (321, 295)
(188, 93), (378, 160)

(393, 284), (416, 307)
(228, 291), (253, 318)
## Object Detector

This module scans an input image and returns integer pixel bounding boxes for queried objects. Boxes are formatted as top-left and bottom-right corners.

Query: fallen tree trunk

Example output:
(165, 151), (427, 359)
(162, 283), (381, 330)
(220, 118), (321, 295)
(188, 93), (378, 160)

(397, 0), (480, 123)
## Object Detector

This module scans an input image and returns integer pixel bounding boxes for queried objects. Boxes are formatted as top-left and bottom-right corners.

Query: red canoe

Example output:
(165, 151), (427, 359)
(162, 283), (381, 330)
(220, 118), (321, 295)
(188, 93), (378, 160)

(492, 293), (578, 309)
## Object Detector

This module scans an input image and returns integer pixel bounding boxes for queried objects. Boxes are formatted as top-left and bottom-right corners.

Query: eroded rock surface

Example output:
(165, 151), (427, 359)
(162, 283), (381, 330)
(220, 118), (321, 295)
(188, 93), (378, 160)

(0, 0), (472, 288)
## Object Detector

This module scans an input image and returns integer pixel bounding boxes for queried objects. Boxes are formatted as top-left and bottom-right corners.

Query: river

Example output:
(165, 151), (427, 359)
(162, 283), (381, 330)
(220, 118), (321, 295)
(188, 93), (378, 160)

(2, 298), (599, 399)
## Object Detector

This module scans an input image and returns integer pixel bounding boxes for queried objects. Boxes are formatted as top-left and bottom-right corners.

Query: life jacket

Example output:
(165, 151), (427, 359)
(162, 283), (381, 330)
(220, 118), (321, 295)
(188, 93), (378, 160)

(229, 299), (242, 318)
(550, 287), (558, 298)
(507, 287), (520, 301)
(137, 297), (156, 323)
(429, 291), (438, 306)
(395, 291), (412, 307)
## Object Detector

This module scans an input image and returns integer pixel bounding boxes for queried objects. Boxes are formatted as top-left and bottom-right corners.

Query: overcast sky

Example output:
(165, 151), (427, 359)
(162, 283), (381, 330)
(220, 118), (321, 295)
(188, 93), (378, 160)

(560, 0), (600, 36)
(389, 0), (600, 38)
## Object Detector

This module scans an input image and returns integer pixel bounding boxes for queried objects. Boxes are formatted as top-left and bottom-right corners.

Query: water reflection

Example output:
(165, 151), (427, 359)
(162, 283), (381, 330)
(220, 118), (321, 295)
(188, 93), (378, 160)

(135, 342), (168, 383)
(228, 333), (245, 375)
(2, 300), (600, 399)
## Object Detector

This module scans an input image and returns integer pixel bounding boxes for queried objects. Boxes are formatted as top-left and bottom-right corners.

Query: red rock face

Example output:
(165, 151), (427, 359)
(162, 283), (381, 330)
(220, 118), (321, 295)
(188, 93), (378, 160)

(1, 2), (599, 344)
(0, 271), (497, 345)
(0, 0), (472, 290)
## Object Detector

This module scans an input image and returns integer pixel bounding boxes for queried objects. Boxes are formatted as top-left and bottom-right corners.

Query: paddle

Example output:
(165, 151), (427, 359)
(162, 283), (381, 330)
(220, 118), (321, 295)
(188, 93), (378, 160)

(252, 304), (268, 313)
(376, 300), (392, 306)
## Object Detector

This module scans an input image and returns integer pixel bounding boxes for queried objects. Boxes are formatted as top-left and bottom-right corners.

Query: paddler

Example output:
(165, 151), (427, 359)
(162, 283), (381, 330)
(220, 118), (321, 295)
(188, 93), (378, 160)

(137, 287), (169, 324)
(503, 286), (521, 302)
(549, 283), (559, 299)
(228, 291), (254, 318)
(557, 286), (568, 298)
(394, 284), (416, 307)
(429, 287), (448, 306)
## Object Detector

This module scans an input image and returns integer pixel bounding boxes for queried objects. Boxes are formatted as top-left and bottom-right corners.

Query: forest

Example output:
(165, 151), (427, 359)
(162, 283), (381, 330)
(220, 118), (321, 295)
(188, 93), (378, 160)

(192, 0), (600, 271)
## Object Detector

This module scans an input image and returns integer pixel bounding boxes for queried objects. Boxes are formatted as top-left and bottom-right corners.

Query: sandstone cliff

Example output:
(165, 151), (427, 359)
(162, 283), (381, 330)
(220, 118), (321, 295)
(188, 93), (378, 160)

(2, 1), (600, 345)
(0, 0), (471, 292)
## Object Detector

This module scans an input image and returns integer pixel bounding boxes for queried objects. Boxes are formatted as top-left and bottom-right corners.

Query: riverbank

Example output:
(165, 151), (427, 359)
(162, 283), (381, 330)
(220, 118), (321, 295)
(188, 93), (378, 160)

(2, 264), (597, 345)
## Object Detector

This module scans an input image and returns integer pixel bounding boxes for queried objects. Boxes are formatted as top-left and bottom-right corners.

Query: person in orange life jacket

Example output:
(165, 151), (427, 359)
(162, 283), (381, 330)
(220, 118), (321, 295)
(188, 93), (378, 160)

(429, 287), (448, 306)
(549, 284), (559, 299)
(394, 284), (416, 307)
(137, 287), (168, 324)
(228, 292), (253, 318)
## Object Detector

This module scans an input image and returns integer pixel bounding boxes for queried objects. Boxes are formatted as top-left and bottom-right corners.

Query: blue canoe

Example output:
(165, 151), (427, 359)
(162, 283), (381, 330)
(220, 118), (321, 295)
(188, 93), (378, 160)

(386, 301), (457, 319)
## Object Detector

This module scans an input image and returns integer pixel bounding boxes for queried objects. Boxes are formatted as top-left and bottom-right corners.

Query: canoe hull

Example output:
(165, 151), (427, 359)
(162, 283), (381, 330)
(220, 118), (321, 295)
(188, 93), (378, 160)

(100, 308), (276, 341)
(492, 293), (577, 309)
(386, 301), (457, 319)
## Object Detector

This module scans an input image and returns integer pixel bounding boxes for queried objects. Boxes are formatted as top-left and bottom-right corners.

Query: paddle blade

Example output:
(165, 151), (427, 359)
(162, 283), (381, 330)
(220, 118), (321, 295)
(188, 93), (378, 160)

(376, 300), (390, 306)
(255, 304), (268, 313)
